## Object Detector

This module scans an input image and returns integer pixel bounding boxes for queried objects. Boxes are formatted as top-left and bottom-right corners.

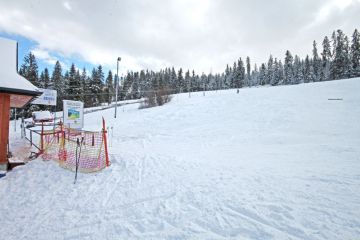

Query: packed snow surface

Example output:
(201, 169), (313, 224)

(1, 79), (360, 240)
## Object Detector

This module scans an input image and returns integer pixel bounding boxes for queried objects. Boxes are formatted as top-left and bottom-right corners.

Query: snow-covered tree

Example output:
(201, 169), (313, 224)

(40, 68), (50, 89)
(19, 52), (39, 87)
(284, 50), (294, 84)
(321, 36), (332, 81)
(312, 41), (321, 82)
(52, 61), (64, 109)
(68, 63), (82, 101)
(350, 29), (360, 77)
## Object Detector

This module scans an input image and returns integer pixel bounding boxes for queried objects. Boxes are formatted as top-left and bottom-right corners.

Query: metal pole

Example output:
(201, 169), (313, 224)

(114, 57), (121, 118)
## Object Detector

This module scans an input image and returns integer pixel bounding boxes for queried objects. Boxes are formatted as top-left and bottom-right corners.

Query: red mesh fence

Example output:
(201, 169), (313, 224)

(41, 124), (110, 173)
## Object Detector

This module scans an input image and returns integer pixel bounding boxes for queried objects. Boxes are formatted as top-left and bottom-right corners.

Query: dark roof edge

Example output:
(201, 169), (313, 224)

(0, 87), (42, 96)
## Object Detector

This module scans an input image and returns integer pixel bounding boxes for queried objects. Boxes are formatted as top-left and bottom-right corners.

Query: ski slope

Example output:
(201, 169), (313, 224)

(1, 78), (360, 240)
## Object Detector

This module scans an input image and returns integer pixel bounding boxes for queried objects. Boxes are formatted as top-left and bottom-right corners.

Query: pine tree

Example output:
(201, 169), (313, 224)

(293, 55), (304, 84)
(177, 68), (184, 93)
(89, 67), (104, 106)
(259, 63), (266, 85)
(321, 36), (332, 81)
(190, 70), (196, 91)
(344, 36), (352, 78)
(139, 70), (147, 97)
(68, 63), (82, 101)
(52, 61), (64, 109)
(224, 64), (231, 88)
(331, 30), (350, 79)
(266, 55), (274, 85)
(103, 70), (113, 105)
(246, 56), (251, 87)
(80, 68), (91, 107)
(20, 52), (39, 87)
(350, 29), (360, 77)
(235, 58), (245, 89)
(312, 40), (321, 81)
(251, 64), (259, 86)
(185, 70), (191, 93)
(231, 62), (237, 88)
(284, 50), (294, 84)
(304, 55), (315, 82)
(170, 67), (177, 92)
(39, 68), (50, 89)
(271, 58), (279, 86)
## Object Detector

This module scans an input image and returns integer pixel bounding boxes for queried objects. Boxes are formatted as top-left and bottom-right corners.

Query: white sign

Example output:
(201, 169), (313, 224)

(63, 100), (84, 129)
(32, 88), (57, 106)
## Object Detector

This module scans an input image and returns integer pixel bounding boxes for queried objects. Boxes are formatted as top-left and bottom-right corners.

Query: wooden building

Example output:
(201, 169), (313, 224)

(0, 37), (41, 171)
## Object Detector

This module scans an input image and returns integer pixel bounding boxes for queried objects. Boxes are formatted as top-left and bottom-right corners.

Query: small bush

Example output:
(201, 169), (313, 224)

(139, 87), (172, 109)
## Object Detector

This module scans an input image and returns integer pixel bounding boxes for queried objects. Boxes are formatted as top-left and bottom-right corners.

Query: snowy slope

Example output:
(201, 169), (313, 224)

(1, 78), (360, 240)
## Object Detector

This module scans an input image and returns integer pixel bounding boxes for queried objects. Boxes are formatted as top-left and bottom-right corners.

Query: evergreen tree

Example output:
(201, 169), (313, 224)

(177, 68), (184, 93)
(231, 62), (237, 88)
(89, 67), (104, 106)
(68, 63), (82, 101)
(344, 36), (352, 78)
(19, 52), (39, 87)
(350, 29), (360, 77)
(304, 55), (315, 83)
(80, 68), (91, 107)
(190, 70), (196, 91)
(266, 55), (274, 85)
(52, 61), (64, 109)
(293, 55), (304, 84)
(132, 71), (140, 99)
(246, 56), (251, 87)
(224, 64), (231, 88)
(185, 70), (191, 93)
(139, 70), (148, 97)
(331, 30), (350, 79)
(39, 68), (50, 89)
(259, 63), (266, 85)
(284, 50), (294, 84)
(251, 64), (259, 86)
(170, 67), (177, 92)
(321, 36), (332, 81)
(235, 58), (245, 89)
(312, 40), (321, 81)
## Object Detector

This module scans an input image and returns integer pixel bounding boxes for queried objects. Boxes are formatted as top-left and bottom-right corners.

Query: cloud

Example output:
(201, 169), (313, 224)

(0, 0), (359, 74)
(31, 48), (58, 65)
(63, 1), (71, 11)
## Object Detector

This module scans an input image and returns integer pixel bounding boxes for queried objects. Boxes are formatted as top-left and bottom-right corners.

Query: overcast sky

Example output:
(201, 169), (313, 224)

(0, 0), (359, 75)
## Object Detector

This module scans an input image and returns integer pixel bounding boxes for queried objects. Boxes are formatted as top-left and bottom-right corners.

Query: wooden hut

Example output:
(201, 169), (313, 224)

(0, 37), (41, 171)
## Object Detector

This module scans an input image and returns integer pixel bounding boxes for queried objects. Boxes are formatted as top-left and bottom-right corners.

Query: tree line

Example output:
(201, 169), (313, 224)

(18, 28), (360, 114)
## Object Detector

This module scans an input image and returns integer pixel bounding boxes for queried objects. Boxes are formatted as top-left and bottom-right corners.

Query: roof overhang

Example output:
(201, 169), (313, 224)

(0, 37), (41, 108)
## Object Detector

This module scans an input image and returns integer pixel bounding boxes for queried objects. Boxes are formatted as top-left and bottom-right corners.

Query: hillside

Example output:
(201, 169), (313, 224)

(1, 78), (360, 240)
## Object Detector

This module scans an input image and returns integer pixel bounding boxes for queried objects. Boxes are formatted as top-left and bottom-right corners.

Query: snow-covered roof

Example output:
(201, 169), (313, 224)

(0, 37), (40, 96)
(32, 111), (53, 121)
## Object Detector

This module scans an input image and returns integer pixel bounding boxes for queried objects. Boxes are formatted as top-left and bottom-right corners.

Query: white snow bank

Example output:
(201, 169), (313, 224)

(1, 78), (360, 240)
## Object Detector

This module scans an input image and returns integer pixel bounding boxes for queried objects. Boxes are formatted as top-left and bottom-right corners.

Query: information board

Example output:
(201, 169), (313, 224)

(32, 88), (57, 106)
(63, 100), (84, 129)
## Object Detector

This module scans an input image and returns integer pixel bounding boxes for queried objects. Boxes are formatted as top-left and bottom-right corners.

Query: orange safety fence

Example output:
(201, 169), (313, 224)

(40, 119), (110, 173)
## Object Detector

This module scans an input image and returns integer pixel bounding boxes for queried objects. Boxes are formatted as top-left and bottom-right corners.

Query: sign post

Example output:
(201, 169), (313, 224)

(63, 100), (84, 129)
(31, 88), (58, 130)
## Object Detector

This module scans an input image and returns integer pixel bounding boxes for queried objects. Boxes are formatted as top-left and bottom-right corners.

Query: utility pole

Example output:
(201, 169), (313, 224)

(114, 57), (121, 118)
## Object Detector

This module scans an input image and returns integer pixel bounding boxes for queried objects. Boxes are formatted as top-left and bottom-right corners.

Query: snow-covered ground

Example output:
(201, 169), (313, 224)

(1, 78), (360, 240)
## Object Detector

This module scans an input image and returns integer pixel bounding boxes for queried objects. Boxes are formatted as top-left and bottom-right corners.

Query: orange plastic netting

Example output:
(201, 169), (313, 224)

(41, 125), (109, 173)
